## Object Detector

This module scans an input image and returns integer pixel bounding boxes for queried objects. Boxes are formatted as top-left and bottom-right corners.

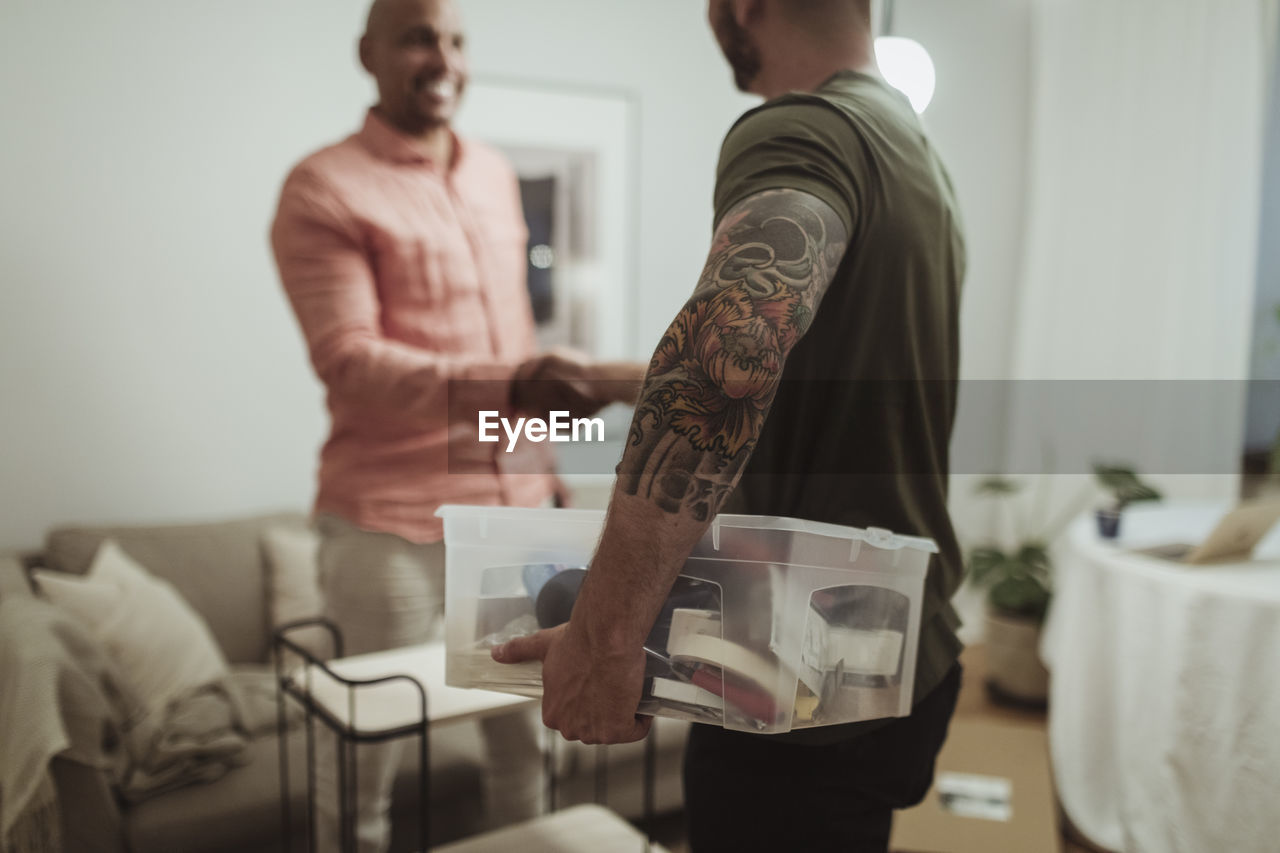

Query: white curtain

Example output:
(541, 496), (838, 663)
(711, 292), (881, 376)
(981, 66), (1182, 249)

(1006, 0), (1277, 490)
(1017, 7), (1278, 851)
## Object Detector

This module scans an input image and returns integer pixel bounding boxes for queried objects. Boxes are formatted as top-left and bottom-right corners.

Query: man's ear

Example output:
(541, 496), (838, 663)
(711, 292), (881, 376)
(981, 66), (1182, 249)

(358, 35), (375, 75)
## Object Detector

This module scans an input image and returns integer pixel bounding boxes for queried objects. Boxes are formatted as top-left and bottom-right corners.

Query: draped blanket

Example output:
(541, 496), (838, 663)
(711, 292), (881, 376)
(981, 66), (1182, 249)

(0, 596), (289, 852)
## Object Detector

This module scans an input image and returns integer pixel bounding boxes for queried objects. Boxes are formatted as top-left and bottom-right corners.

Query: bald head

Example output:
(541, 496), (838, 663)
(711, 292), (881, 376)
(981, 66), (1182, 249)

(365, 0), (389, 37)
(777, 0), (872, 40)
(365, 0), (407, 40)
(359, 0), (468, 137)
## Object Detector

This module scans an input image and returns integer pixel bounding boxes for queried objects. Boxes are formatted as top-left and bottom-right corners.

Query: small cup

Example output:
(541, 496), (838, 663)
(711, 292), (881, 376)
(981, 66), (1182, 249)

(1096, 508), (1122, 540)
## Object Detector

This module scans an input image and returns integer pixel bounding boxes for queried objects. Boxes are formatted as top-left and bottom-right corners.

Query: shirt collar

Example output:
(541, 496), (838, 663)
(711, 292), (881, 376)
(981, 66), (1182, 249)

(356, 108), (465, 171)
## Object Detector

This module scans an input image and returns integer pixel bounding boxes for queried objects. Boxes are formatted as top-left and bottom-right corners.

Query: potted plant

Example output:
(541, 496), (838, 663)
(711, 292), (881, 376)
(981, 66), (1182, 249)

(968, 476), (1077, 707)
(1092, 463), (1162, 539)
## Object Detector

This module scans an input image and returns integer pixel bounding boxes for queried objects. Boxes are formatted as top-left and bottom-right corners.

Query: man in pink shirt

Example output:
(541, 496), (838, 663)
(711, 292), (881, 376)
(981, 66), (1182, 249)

(271, 0), (641, 848)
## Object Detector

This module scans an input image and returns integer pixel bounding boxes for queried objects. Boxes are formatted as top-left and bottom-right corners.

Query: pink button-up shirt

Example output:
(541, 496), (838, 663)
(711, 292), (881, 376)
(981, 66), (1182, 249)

(271, 110), (553, 543)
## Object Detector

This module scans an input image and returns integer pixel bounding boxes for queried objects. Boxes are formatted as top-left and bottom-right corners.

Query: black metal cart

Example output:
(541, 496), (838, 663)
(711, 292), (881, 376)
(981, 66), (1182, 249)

(272, 619), (659, 852)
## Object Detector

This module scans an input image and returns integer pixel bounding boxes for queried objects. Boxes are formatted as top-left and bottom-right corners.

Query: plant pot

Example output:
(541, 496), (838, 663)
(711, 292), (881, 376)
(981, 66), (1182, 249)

(1095, 507), (1122, 539)
(984, 608), (1049, 708)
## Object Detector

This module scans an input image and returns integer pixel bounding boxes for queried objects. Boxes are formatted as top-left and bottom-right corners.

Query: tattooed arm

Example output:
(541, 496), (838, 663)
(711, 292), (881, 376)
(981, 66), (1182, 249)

(493, 187), (848, 743)
(621, 188), (847, 516)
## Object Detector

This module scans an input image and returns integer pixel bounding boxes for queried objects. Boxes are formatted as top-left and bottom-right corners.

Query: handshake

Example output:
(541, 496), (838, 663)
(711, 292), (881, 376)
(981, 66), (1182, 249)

(509, 348), (647, 418)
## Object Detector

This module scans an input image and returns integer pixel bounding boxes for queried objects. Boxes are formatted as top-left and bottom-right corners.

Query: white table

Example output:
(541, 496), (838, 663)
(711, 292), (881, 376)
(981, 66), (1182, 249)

(1041, 502), (1280, 852)
(293, 641), (534, 733)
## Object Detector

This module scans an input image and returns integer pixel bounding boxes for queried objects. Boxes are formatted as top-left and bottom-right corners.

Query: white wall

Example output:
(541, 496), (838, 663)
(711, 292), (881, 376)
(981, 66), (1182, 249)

(903, 0), (1033, 384)
(0, 0), (1035, 550)
(0, 1), (376, 549)
(1246, 17), (1280, 450)
(892, 1), (1035, 563)
(457, 0), (757, 351)
(888, 1), (1036, 640)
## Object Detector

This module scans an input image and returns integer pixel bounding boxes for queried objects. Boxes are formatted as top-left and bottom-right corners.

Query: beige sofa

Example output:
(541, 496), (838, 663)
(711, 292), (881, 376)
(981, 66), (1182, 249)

(6, 512), (687, 852)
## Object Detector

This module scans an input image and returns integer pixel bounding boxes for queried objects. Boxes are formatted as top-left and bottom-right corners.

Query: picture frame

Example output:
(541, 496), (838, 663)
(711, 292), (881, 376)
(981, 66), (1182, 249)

(456, 77), (639, 361)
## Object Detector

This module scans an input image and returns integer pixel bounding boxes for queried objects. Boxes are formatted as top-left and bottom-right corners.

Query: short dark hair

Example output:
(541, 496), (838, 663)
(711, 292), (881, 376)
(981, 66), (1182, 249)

(780, 0), (872, 33)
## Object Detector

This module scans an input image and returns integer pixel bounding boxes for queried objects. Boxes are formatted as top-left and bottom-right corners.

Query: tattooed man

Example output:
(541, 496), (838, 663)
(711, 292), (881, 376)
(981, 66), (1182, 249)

(495, 1), (967, 849)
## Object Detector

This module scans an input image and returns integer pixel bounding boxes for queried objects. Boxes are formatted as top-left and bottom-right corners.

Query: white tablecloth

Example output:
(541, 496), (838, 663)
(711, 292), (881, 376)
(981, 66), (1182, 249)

(1041, 502), (1280, 853)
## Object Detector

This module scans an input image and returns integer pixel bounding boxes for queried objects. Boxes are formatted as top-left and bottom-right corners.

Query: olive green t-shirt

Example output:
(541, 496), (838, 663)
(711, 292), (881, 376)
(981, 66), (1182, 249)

(716, 71), (967, 742)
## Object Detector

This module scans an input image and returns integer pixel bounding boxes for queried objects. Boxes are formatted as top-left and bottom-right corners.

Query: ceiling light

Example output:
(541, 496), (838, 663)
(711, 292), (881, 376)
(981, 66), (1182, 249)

(875, 35), (936, 114)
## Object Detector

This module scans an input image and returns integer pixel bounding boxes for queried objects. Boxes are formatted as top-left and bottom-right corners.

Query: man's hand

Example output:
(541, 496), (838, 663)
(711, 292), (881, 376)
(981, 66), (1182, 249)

(492, 622), (652, 744)
(586, 360), (646, 405)
(511, 349), (645, 417)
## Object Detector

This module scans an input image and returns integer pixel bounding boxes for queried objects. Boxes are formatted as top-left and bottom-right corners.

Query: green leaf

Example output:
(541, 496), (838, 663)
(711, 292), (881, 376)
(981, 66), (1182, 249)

(1015, 541), (1049, 565)
(989, 575), (1051, 621)
(975, 476), (1021, 496)
(1093, 463), (1162, 507)
(1015, 542), (1052, 581)
(1119, 483), (1162, 504)
(968, 546), (1008, 584)
(1093, 464), (1140, 490)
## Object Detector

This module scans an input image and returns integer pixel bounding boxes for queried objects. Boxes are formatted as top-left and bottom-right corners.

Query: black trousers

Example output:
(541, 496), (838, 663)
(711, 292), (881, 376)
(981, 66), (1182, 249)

(683, 663), (963, 853)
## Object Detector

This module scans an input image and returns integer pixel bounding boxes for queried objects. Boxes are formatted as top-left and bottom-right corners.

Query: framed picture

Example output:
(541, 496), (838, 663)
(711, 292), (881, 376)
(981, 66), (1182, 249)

(456, 78), (639, 361)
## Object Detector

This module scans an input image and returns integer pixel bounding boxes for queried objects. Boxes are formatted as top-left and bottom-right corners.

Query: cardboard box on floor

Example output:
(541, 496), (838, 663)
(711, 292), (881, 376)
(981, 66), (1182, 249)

(890, 719), (1059, 853)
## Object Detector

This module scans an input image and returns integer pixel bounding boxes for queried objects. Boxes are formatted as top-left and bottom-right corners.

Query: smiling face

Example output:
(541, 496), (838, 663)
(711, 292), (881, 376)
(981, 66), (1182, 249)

(360, 0), (467, 135)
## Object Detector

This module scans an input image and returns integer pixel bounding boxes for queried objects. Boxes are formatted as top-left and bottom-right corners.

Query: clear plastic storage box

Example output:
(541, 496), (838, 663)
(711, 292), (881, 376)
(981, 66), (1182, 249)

(439, 505), (936, 734)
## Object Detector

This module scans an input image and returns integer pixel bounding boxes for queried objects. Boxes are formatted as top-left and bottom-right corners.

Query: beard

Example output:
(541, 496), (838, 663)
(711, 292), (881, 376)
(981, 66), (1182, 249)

(712, 4), (761, 92)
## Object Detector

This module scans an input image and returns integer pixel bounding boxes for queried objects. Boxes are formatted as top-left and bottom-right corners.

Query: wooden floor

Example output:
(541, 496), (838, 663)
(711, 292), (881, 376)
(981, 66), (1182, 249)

(650, 643), (1106, 853)
(947, 644), (1098, 853)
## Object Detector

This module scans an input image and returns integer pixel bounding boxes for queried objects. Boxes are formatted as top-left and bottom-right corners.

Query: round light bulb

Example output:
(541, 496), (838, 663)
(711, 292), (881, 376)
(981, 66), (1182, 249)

(874, 36), (936, 114)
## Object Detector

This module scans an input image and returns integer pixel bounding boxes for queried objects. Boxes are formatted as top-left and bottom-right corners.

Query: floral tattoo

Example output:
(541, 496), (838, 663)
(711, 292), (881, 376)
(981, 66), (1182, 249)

(619, 188), (848, 519)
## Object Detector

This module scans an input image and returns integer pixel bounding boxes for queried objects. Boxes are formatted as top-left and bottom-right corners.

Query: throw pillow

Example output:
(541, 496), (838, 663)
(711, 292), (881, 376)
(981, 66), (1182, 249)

(27, 570), (119, 621)
(32, 540), (228, 718)
(260, 525), (328, 659)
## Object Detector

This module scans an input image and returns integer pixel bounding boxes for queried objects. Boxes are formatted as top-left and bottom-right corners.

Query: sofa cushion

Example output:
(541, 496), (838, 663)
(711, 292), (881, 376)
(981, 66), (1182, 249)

(43, 512), (307, 664)
(0, 555), (33, 602)
(32, 540), (228, 721)
(126, 720), (487, 853)
(260, 525), (327, 658)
